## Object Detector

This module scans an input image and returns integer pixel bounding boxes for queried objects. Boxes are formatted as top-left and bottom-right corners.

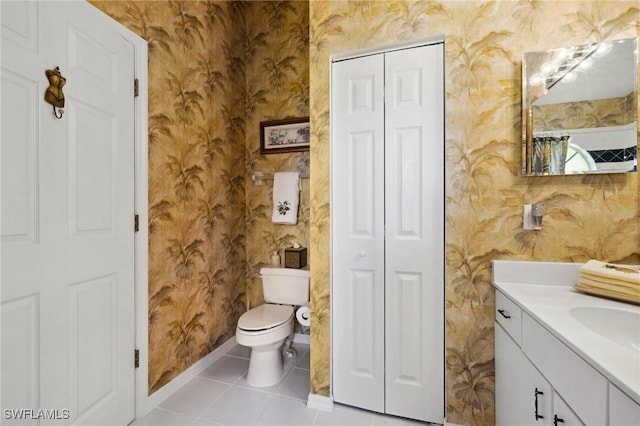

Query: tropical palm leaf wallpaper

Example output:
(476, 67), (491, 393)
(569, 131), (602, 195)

(308, 2), (638, 425)
(532, 93), (636, 130)
(90, 0), (310, 395)
(245, 1), (310, 313)
(91, 1), (639, 425)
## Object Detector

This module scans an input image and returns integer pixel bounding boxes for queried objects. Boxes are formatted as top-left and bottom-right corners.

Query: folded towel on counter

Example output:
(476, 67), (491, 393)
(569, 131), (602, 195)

(272, 172), (300, 225)
(575, 260), (640, 305)
(579, 273), (640, 289)
(575, 280), (640, 305)
(579, 259), (640, 282)
(578, 274), (640, 292)
(577, 276), (640, 297)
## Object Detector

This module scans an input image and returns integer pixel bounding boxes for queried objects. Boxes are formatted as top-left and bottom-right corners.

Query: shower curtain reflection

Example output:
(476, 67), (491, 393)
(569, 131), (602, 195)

(532, 134), (570, 175)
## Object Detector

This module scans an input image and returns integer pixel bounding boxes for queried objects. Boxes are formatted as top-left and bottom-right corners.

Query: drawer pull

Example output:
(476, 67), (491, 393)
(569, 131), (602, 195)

(553, 415), (564, 426)
(534, 388), (544, 420)
(497, 309), (511, 319)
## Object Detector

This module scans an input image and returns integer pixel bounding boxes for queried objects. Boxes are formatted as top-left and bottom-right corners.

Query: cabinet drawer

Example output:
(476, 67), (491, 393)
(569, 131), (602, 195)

(495, 290), (522, 345)
(522, 313), (607, 426)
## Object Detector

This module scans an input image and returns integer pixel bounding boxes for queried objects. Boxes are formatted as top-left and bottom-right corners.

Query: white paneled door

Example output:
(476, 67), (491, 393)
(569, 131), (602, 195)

(332, 43), (444, 423)
(1, 1), (136, 425)
(331, 53), (386, 413)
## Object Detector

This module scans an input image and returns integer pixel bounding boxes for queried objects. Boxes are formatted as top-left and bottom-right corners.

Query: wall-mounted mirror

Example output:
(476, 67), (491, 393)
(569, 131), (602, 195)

(522, 38), (638, 176)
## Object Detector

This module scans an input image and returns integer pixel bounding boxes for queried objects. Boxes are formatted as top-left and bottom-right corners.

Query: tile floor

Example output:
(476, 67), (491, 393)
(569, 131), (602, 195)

(133, 343), (426, 426)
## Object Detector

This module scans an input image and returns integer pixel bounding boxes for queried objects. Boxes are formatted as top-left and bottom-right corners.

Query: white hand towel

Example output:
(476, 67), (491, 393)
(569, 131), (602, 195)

(272, 172), (300, 224)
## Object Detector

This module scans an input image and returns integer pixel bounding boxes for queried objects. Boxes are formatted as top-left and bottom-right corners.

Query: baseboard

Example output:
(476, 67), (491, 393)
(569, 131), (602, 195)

(144, 336), (237, 413)
(307, 393), (334, 412)
(293, 332), (310, 345)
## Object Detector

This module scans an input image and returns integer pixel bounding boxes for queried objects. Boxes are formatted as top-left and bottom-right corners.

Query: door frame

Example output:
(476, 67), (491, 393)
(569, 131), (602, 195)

(79, 1), (150, 419)
(328, 33), (445, 404)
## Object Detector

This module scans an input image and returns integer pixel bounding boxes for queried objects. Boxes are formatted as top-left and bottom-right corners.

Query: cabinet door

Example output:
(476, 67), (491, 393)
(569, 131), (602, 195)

(495, 323), (552, 425)
(331, 53), (385, 413)
(609, 384), (640, 426)
(552, 391), (584, 426)
(522, 313), (607, 426)
(384, 43), (444, 423)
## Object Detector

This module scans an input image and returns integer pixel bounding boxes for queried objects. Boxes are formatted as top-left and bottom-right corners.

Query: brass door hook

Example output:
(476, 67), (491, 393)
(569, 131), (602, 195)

(45, 66), (66, 119)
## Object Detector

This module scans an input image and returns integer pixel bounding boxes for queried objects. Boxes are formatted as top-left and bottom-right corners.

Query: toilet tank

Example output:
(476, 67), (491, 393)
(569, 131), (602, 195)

(260, 267), (309, 305)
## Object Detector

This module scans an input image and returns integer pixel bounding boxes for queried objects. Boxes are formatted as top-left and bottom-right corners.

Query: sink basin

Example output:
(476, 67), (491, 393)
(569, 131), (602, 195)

(570, 306), (640, 351)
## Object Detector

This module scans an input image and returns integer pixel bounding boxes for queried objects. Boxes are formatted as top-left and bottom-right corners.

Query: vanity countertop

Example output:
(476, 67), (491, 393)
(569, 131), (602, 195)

(492, 260), (640, 405)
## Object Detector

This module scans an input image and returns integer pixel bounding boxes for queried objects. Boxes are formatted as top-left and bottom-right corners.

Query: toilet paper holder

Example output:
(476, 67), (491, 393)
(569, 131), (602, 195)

(296, 304), (311, 327)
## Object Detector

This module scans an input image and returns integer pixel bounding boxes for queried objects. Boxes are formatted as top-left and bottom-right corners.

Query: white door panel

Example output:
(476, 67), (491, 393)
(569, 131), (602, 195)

(1, 0), (38, 52)
(384, 44), (444, 423)
(1, 1), (135, 424)
(1, 70), (39, 247)
(1, 296), (40, 425)
(331, 54), (385, 412)
(332, 43), (444, 423)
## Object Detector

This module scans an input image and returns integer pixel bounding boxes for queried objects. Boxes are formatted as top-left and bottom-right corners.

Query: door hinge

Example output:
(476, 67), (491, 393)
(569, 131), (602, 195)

(134, 349), (140, 368)
(134, 78), (139, 97)
(134, 214), (139, 232)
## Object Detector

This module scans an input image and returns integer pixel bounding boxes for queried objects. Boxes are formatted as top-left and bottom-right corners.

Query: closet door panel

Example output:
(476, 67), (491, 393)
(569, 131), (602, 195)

(384, 43), (444, 423)
(331, 54), (385, 412)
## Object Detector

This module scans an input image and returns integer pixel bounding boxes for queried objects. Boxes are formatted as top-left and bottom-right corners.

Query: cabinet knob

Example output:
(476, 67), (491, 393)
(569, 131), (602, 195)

(358, 250), (366, 257)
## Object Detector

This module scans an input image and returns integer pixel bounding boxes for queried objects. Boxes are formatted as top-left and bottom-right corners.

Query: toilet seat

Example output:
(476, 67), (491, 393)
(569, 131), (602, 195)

(238, 304), (293, 332)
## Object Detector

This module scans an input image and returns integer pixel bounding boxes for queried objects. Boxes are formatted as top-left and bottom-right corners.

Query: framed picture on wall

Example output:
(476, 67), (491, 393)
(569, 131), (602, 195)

(260, 117), (310, 154)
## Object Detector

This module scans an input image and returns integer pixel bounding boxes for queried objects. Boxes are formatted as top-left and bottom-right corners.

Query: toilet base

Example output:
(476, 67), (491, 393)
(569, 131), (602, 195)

(246, 340), (285, 387)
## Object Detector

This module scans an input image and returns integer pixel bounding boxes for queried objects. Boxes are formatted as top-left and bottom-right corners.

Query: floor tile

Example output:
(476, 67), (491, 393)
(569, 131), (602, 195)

(254, 395), (317, 426)
(276, 368), (310, 400)
(295, 348), (310, 370)
(159, 378), (230, 417)
(131, 408), (197, 426)
(198, 356), (249, 384)
(291, 342), (309, 353)
(225, 344), (251, 359)
(313, 404), (375, 426)
(200, 386), (272, 426)
(282, 347), (302, 371)
(191, 420), (221, 426)
(234, 371), (283, 393)
(134, 342), (322, 426)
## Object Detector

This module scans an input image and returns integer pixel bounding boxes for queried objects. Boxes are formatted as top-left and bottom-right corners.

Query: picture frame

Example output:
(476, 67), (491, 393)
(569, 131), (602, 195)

(260, 117), (310, 154)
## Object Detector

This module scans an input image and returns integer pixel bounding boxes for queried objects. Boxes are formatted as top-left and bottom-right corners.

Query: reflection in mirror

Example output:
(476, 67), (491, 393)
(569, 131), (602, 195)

(522, 38), (638, 176)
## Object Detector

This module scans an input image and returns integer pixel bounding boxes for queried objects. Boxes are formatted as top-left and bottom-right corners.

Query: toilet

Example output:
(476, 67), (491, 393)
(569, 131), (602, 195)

(236, 267), (309, 387)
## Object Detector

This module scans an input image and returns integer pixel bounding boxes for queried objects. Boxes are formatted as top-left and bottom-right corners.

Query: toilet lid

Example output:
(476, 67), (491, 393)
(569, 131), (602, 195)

(238, 304), (294, 331)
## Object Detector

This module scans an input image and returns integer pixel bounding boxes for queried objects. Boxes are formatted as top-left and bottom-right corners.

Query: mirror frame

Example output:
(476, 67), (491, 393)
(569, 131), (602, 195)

(522, 38), (638, 176)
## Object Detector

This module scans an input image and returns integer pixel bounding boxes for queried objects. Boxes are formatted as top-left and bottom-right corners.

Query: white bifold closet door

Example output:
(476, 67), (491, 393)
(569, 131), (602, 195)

(331, 43), (444, 423)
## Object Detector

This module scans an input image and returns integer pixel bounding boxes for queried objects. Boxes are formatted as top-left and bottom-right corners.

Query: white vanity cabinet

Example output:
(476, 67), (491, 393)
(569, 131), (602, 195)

(493, 260), (640, 426)
(495, 285), (640, 426)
